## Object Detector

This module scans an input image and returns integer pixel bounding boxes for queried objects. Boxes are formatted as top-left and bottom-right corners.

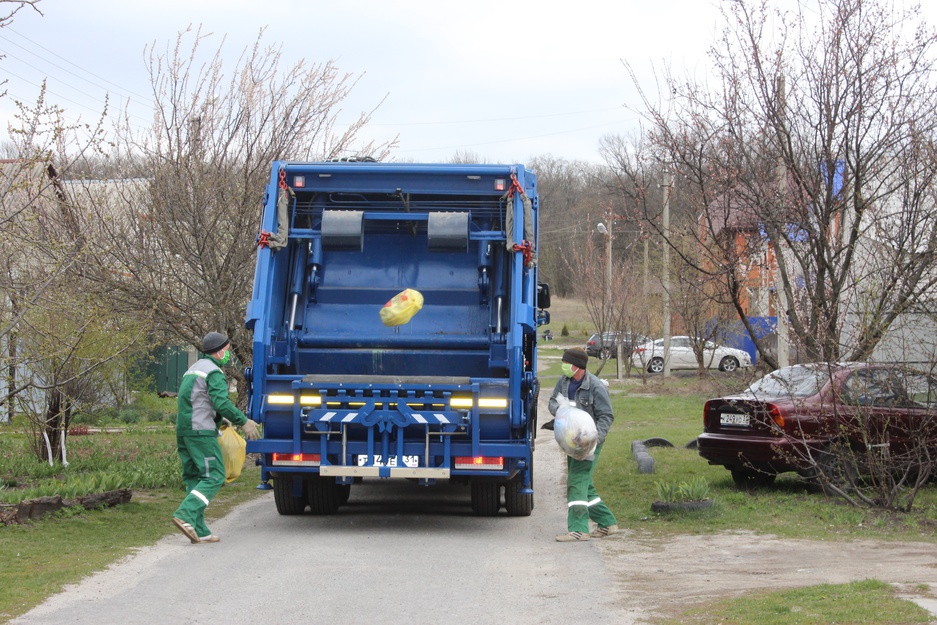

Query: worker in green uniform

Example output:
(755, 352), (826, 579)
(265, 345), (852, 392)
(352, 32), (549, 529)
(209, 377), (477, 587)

(172, 332), (260, 544)
(548, 347), (619, 542)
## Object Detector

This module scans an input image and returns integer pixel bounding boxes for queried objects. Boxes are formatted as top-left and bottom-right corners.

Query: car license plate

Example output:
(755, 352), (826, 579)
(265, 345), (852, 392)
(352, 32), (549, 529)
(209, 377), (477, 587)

(357, 455), (418, 468)
(720, 413), (750, 427)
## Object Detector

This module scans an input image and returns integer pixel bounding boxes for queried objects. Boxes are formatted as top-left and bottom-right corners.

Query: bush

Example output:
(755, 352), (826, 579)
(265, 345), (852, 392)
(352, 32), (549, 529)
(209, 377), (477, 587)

(71, 392), (177, 426)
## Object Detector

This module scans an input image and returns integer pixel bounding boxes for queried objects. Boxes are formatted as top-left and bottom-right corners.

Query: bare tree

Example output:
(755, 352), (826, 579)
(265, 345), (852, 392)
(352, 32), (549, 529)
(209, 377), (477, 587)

(530, 156), (602, 299)
(86, 26), (397, 399)
(0, 78), (148, 460)
(612, 0), (937, 369)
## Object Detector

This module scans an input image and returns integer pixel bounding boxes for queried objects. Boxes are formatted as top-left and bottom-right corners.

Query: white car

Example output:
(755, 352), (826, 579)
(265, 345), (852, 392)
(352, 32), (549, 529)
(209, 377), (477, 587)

(630, 336), (752, 373)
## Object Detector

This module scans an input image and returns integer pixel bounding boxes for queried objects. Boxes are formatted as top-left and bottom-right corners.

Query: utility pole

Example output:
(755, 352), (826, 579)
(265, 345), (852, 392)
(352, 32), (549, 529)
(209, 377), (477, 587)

(662, 170), (672, 377)
(775, 75), (790, 369)
(597, 217), (622, 380)
(643, 237), (649, 296)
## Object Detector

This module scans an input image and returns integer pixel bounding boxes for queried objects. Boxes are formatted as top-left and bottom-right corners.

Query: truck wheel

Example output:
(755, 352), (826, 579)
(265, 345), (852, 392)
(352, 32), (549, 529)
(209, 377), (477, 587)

(470, 481), (501, 516)
(273, 475), (307, 515)
(307, 476), (340, 515)
(504, 477), (533, 516)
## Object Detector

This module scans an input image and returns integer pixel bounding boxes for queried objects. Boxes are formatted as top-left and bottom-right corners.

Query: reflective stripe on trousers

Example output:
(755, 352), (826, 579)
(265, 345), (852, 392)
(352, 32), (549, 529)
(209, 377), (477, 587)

(567, 497), (603, 508)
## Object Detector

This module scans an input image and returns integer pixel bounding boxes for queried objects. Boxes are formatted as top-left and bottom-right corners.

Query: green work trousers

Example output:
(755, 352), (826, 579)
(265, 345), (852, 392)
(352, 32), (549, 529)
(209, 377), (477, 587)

(566, 443), (618, 533)
(174, 434), (225, 539)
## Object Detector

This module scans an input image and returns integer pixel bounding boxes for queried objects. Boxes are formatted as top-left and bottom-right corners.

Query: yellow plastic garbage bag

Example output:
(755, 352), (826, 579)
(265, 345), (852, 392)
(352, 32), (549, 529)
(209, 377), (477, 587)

(379, 288), (424, 327)
(219, 424), (247, 483)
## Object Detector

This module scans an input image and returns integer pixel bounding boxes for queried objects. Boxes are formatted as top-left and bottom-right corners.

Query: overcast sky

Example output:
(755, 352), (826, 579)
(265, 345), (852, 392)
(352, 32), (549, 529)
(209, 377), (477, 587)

(0, 1), (930, 165)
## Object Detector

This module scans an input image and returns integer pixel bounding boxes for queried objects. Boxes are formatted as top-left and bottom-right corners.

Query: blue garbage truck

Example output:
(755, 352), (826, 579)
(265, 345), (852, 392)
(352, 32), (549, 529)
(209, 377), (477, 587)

(244, 160), (550, 516)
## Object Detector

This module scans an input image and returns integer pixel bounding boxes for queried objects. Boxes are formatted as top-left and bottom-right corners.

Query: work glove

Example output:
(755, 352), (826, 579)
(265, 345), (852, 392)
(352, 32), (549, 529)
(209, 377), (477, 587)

(242, 419), (261, 440)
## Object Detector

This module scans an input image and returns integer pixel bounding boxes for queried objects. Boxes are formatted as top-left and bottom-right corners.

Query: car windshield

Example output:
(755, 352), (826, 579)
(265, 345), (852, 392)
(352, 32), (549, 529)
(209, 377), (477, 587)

(743, 366), (831, 398)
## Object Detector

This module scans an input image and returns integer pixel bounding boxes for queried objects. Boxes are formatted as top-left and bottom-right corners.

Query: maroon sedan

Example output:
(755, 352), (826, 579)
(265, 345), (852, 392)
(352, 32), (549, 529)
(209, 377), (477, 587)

(698, 363), (937, 487)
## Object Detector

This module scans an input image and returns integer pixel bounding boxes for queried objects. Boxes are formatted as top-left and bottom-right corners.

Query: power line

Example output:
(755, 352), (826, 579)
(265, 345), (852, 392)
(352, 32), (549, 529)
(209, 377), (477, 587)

(2, 28), (153, 105)
(0, 65), (110, 118)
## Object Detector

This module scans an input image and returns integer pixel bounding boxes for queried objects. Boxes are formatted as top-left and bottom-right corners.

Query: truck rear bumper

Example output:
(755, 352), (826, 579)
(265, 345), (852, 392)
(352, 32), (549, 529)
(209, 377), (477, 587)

(319, 465), (451, 479)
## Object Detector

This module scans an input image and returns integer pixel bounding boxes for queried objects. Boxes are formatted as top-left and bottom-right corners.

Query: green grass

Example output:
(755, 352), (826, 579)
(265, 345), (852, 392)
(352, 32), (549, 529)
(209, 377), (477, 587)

(0, 428), (264, 623)
(667, 579), (932, 624)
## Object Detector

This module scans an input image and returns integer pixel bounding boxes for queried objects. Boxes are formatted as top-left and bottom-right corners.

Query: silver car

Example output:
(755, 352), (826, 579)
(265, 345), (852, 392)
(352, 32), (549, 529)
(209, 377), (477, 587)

(631, 336), (752, 373)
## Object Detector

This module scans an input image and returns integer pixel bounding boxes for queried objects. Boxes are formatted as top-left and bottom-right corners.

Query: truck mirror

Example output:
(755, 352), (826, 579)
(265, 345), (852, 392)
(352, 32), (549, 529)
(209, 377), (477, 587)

(537, 283), (551, 309)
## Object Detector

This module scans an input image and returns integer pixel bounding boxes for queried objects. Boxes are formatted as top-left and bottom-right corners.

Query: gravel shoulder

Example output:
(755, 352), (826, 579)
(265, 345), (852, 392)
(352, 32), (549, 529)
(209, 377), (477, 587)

(594, 529), (937, 622)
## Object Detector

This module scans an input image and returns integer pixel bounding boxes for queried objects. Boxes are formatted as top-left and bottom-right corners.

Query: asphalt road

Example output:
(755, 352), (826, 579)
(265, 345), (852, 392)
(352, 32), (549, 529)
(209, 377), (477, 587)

(12, 404), (632, 625)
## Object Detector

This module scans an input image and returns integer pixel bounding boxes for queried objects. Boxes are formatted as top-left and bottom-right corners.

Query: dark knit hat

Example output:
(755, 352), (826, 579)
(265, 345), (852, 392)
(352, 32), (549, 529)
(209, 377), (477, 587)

(202, 331), (229, 354)
(562, 347), (588, 369)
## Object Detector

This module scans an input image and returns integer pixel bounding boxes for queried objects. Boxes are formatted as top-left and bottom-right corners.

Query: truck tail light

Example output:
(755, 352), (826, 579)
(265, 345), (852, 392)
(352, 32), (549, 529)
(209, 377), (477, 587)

(272, 453), (321, 466)
(267, 394), (321, 406)
(455, 456), (503, 470)
(450, 397), (508, 409)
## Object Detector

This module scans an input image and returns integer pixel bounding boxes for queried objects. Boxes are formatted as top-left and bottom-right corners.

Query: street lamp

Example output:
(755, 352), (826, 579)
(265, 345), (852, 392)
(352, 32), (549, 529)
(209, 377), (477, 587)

(596, 221), (612, 304)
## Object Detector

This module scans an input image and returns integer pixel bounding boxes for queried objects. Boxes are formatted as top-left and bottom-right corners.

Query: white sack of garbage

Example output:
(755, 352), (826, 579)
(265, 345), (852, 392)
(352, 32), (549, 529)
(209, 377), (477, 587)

(553, 395), (598, 460)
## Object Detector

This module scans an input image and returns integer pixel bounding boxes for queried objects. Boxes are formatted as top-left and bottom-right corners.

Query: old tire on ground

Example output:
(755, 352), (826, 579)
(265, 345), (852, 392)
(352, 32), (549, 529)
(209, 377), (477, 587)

(651, 499), (714, 513)
(307, 476), (341, 515)
(719, 356), (740, 372)
(730, 467), (776, 488)
(471, 481), (501, 516)
(504, 473), (533, 517)
(273, 475), (307, 515)
(647, 357), (665, 374)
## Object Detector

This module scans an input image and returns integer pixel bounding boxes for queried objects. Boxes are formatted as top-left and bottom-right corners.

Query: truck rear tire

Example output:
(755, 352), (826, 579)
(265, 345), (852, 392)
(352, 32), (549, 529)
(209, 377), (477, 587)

(307, 476), (340, 515)
(503, 477), (533, 516)
(470, 481), (501, 516)
(273, 475), (307, 515)
(338, 483), (351, 505)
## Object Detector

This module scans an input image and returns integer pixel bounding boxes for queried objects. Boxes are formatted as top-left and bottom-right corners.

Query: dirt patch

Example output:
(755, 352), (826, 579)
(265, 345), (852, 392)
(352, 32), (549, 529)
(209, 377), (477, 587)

(595, 529), (937, 622)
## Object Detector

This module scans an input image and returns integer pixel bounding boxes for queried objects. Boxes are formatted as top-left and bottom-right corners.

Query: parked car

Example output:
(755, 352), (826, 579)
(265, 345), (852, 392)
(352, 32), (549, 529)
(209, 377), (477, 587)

(630, 336), (752, 373)
(585, 331), (649, 359)
(697, 363), (937, 487)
